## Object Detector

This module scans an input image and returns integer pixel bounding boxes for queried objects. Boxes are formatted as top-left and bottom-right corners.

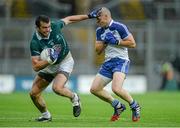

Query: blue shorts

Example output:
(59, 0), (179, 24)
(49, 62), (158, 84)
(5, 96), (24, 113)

(99, 58), (130, 79)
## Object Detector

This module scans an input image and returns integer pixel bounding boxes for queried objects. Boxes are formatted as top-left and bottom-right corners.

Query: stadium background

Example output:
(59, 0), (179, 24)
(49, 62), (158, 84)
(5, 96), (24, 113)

(0, 0), (179, 93)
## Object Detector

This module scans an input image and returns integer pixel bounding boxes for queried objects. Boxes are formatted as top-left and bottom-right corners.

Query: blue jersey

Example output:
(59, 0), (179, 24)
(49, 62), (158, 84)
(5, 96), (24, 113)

(96, 20), (131, 78)
(96, 20), (131, 61)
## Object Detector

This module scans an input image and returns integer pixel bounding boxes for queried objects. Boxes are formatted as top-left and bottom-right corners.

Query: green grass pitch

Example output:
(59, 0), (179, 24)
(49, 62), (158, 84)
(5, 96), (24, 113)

(0, 91), (180, 127)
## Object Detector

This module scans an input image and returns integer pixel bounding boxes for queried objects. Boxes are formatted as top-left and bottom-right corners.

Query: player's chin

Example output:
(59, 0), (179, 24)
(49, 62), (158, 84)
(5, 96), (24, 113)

(43, 33), (49, 37)
(97, 23), (104, 28)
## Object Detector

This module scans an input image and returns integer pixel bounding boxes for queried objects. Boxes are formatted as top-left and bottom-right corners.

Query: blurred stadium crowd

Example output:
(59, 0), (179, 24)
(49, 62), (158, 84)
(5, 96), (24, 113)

(0, 0), (180, 20)
(0, 0), (180, 91)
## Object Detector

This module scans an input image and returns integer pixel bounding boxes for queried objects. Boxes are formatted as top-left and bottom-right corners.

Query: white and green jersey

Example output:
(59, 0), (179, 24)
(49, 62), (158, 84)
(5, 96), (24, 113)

(30, 20), (69, 64)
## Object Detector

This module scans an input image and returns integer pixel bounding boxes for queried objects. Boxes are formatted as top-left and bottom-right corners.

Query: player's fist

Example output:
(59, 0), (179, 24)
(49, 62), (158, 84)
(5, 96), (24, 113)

(47, 48), (59, 64)
(88, 8), (102, 19)
(104, 32), (119, 45)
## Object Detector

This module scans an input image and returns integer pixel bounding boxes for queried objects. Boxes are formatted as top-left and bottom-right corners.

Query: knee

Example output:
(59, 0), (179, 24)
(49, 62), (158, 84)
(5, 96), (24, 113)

(29, 91), (37, 100)
(52, 85), (64, 96)
(112, 85), (123, 94)
(90, 86), (97, 94)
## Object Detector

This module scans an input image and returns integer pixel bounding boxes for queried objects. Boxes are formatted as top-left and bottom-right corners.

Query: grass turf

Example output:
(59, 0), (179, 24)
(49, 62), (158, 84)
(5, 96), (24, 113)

(0, 91), (180, 127)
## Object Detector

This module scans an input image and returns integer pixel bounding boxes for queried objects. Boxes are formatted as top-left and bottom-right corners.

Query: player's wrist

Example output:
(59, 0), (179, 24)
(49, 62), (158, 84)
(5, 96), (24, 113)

(88, 8), (102, 19)
(88, 14), (96, 19)
(117, 40), (121, 45)
(47, 57), (53, 64)
(87, 14), (91, 19)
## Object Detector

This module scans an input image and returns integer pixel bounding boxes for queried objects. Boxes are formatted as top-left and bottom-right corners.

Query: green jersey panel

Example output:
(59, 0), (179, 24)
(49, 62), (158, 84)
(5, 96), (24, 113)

(30, 20), (70, 64)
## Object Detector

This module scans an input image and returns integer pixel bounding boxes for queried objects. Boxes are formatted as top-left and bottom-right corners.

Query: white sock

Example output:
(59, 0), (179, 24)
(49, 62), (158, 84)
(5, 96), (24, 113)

(42, 110), (51, 118)
(72, 93), (77, 101)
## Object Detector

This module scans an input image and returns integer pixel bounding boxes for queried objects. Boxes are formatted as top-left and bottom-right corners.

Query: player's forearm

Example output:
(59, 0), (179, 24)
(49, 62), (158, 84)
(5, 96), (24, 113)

(32, 59), (49, 72)
(70, 15), (89, 21)
(118, 40), (136, 48)
(117, 34), (136, 48)
(63, 15), (89, 24)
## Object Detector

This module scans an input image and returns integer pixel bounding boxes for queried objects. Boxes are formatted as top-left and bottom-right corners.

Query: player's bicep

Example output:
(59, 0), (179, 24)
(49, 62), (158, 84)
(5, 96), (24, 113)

(61, 16), (76, 25)
(61, 18), (69, 25)
(121, 34), (136, 48)
(122, 34), (134, 42)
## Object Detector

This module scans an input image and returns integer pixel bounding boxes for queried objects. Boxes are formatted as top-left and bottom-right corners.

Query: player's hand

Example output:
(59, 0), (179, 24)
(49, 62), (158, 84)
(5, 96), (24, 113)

(88, 8), (102, 19)
(104, 32), (119, 45)
(47, 48), (59, 64)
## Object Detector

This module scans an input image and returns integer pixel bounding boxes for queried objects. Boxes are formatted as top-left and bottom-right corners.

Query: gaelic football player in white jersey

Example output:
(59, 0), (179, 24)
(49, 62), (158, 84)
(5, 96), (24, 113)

(90, 7), (141, 122)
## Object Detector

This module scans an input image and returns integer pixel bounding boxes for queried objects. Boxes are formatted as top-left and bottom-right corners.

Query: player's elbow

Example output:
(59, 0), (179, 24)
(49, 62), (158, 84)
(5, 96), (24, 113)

(130, 42), (136, 48)
(128, 41), (136, 48)
(127, 35), (136, 48)
(33, 66), (40, 72)
(95, 48), (102, 55)
(95, 44), (105, 55)
(32, 63), (42, 72)
(95, 47), (104, 55)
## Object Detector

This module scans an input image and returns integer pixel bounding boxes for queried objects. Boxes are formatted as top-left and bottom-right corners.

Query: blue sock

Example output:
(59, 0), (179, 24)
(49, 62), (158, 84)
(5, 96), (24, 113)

(130, 100), (137, 109)
(112, 99), (121, 108)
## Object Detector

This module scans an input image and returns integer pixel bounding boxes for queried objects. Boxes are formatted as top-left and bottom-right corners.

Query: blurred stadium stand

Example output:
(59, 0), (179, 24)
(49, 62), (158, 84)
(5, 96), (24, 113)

(0, 0), (180, 90)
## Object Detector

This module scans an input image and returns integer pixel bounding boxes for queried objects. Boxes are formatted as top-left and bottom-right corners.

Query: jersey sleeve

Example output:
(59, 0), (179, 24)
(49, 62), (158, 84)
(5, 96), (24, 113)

(116, 24), (131, 39)
(96, 28), (103, 41)
(52, 20), (65, 31)
(30, 40), (41, 56)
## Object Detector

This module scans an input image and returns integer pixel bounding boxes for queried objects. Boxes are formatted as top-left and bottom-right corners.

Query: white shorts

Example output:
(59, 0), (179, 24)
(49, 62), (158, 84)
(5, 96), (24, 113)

(96, 73), (112, 86)
(40, 52), (74, 74)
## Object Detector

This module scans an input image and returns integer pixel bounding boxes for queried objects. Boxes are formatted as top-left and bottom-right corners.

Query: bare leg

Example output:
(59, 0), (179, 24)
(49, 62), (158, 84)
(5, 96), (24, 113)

(29, 75), (49, 113)
(90, 75), (114, 104)
(112, 72), (133, 104)
(52, 73), (81, 117)
(52, 73), (74, 99)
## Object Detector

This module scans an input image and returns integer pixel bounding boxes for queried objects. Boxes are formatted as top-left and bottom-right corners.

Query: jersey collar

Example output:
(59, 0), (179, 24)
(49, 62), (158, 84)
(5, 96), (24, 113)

(109, 20), (113, 27)
(104, 20), (113, 29)
(35, 29), (52, 40)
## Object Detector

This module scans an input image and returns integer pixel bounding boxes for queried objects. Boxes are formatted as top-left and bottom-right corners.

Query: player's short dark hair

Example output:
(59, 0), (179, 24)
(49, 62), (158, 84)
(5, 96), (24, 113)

(35, 15), (50, 27)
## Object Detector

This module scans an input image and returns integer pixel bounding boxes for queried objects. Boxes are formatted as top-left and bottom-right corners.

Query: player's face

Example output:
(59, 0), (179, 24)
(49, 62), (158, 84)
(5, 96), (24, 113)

(37, 21), (51, 37)
(96, 13), (108, 27)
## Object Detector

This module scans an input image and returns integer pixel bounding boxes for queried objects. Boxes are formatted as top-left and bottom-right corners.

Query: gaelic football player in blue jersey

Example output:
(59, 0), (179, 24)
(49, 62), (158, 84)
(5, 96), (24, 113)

(90, 7), (141, 122)
(29, 10), (99, 122)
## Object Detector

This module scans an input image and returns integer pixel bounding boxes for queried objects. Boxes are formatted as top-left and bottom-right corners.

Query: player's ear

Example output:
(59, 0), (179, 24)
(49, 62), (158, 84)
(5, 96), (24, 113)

(36, 26), (40, 31)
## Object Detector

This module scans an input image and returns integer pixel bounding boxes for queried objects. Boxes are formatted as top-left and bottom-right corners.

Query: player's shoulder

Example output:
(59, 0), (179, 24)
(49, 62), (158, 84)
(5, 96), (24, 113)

(51, 20), (64, 25)
(30, 33), (38, 43)
(112, 20), (125, 26)
(51, 20), (65, 28)
(96, 26), (102, 31)
(110, 20), (128, 31)
(111, 20), (126, 27)
(30, 33), (40, 48)
(96, 27), (104, 34)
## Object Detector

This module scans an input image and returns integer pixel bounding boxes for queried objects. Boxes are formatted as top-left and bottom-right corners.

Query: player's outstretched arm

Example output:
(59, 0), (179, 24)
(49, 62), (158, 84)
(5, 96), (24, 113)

(62, 15), (89, 25)
(62, 8), (102, 25)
